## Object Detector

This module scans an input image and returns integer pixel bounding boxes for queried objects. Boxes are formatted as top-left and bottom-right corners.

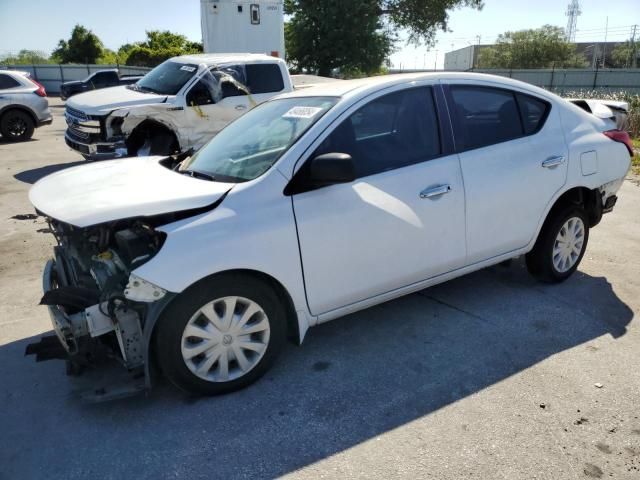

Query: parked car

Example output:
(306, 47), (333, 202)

(59, 69), (143, 101)
(0, 70), (52, 141)
(63, 53), (293, 160)
(28, 72), (632, 399)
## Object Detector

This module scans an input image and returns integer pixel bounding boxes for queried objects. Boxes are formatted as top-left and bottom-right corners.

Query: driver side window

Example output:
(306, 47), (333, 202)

(313, 87), (441, 179)
(186, 80), (215, 106)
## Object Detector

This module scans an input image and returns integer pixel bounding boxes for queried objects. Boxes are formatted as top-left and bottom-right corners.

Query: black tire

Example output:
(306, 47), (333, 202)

(526, 206), (589, 283)
(155, 273), (286, 396)
(0, 109), (35, 142)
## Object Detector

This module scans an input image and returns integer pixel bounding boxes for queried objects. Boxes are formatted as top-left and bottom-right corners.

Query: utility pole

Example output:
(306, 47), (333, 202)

(602, 17), (608, 68)
(631, 24), (638, 68)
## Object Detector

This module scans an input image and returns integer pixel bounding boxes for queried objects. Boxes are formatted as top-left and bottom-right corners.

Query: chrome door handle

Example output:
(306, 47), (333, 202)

(235, 105), (248, 111)
(542, 155), (565, 168)
(420, 184), (451, 199)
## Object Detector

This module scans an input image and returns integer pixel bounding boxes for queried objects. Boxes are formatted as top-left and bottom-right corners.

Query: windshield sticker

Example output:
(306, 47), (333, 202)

(282, 106), (323, 119)
(180, 66), (196, 72)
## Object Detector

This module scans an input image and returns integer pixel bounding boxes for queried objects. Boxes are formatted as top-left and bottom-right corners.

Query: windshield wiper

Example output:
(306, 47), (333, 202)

(181, 169), (216, 181)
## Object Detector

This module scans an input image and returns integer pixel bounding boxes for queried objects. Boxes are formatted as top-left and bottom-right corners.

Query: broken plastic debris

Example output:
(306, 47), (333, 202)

(594, 382), (604, 388)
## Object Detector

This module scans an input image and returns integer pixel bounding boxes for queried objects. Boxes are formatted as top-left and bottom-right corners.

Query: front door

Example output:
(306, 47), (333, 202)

(183, 67), (251, 149)
(292, 86), (467, 315)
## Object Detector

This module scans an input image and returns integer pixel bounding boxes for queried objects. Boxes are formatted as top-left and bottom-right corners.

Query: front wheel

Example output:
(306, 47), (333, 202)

(526, 206), (589, 283)
(155, 274), (286, 396)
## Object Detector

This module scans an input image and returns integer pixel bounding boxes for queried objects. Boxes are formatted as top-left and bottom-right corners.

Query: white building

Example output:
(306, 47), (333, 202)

(200, 0), (285, 59)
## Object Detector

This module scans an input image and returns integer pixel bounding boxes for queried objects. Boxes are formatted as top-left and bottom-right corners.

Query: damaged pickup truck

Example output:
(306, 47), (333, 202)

(64, 53), (292, 160)
(30, 73), (632, 401)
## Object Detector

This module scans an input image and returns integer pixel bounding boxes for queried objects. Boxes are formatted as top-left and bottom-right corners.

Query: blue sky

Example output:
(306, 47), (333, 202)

(0, 0), (638, 68)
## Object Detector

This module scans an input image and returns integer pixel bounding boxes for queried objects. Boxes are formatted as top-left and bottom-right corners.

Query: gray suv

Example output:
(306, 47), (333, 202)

(0, 70), (52, 141)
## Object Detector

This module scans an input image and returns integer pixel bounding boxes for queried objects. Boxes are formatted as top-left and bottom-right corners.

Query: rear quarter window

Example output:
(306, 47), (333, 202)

(246, 64), (285, 94)
(516, 93), (551, 135)
(0, 74), (21, 89)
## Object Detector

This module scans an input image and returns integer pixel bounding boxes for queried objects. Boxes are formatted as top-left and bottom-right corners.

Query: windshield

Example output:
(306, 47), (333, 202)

(181, 96), (338, 182)
(134, 60), (197, 95)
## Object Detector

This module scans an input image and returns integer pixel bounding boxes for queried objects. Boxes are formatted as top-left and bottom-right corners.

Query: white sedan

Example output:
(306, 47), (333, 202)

(29, 72), (633, 398)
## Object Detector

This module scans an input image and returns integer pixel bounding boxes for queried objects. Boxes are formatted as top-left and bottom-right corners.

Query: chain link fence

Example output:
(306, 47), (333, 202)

(0, 63), (152, 94)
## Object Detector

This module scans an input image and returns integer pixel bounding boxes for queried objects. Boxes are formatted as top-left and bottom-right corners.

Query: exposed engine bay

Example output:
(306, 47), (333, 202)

(29, 217), (168, 392)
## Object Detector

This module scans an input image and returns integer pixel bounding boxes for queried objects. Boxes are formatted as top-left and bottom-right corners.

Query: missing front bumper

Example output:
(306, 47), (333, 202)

(26, 259), (149, 402)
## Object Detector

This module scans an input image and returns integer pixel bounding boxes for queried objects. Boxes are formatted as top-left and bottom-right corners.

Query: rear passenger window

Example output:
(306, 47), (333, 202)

(517, 93), (550, 135)
(314, 87), (441, 178)
(246, 64), (285, 94)
(0, 74), (20, 89)
(450, 86), (523, 151)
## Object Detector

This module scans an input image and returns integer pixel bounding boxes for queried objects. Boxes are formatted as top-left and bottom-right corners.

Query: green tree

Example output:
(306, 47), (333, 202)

(285, 0), (483, 76)
(51, 24), (104, 64)
(478, 25), (587, 69)
(611, 40), (639, 68)
(123, 30), (203, 67)
(0, 50), (52, 64)
(378, 0), (483, 44)
(285, 0), (394, 76)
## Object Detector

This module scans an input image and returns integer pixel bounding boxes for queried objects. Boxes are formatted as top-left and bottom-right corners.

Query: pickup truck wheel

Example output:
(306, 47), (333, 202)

(134, 131), (177, 157)
(155, 273), (286, 396)
(526, 206), (589, 283)
(1, 109), (34, 141)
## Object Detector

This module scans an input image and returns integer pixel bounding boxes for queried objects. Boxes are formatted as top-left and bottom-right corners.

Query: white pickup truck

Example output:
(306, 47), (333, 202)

(64, 53), (294, 160)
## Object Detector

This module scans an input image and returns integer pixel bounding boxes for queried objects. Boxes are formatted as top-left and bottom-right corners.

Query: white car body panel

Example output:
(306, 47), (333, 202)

(33, 72), (632, 346)
(293, 154), (466, 315)
(29, 156), (233, 227)
(66, 86), (167, 116)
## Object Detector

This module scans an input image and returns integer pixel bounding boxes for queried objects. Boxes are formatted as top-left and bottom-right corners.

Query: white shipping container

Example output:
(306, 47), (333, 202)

(200, 0), (285, 59)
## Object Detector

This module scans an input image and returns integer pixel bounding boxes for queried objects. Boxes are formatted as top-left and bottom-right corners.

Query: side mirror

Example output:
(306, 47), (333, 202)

(309, 153), (355, 185)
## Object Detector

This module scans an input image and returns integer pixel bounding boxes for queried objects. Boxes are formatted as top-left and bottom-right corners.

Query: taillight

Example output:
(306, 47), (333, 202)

(31, 79), (47, 97)
(604, 129), (634, 157)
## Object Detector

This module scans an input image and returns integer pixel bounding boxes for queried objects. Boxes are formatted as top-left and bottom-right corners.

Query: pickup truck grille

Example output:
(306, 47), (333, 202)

(65, 107), (103, 141)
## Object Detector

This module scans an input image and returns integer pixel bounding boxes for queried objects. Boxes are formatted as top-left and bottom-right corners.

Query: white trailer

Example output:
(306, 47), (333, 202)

(200, 0), (285, 59)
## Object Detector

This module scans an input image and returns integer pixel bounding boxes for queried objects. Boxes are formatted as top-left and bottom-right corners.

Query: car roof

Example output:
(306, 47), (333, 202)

(170, 53), (284, 66)
(281, 72), (557, 102)
(0, 69), (30, 78)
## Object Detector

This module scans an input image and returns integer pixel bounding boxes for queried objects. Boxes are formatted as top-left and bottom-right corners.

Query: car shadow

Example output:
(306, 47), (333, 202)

(0, 137), (40, 145)
(0, 259), (632, 479)
(13, 161), (85, 184)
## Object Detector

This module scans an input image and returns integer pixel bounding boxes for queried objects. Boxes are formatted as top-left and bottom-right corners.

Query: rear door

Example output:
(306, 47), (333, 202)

(0, 73), (22, 107)
(291, 85), (467, 315)
(445, 83), (568, 263)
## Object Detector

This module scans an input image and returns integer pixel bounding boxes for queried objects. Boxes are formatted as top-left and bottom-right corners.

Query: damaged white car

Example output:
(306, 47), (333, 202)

(30, 73), (633, 400)
(64, 53), (293, 160)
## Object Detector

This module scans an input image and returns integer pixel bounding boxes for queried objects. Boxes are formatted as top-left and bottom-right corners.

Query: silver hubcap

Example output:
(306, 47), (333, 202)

(553, 216), (585, 273)
(181, 296), (270, 382)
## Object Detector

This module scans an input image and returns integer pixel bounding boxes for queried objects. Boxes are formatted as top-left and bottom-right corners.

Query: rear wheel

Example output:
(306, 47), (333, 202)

(0, 110), (34, 142)
(526, 206), (589, 283)
(155, 273), (286, 396)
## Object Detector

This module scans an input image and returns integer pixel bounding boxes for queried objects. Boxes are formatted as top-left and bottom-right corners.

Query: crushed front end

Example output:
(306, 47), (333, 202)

(27, 218), (173, 401)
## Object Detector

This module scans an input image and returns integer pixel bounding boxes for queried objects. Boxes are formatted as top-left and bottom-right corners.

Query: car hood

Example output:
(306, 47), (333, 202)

(61, 80), (84, 88)
(29, 156), (234, 228)
(66, 85), (169, 116)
